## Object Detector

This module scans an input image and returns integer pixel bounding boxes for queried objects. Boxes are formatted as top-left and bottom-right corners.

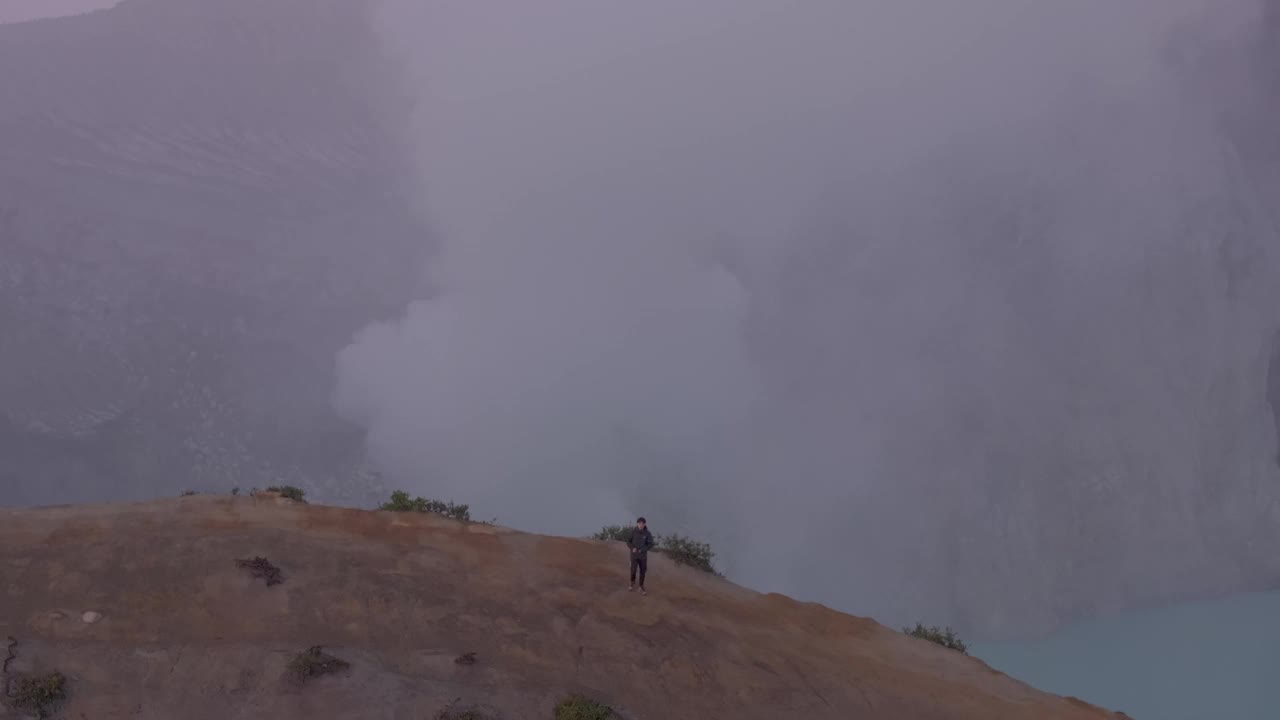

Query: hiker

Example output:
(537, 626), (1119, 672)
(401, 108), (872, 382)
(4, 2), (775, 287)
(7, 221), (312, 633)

(627, 516), (655, 594)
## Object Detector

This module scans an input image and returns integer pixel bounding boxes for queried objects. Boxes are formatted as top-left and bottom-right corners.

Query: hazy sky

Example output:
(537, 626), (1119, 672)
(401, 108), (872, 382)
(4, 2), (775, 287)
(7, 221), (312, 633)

(0, 0), (117, 24)
(10, 0), (1272, 639)
(331, 0), (1280, 636)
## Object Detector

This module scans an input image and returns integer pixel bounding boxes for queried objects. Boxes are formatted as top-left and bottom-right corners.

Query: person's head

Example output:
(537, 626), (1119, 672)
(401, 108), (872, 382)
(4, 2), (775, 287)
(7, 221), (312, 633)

(635, 516), (646, 530)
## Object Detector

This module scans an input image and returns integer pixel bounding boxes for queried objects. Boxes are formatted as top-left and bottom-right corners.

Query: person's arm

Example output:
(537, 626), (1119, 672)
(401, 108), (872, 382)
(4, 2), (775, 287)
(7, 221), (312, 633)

(644, 531), (655, 552)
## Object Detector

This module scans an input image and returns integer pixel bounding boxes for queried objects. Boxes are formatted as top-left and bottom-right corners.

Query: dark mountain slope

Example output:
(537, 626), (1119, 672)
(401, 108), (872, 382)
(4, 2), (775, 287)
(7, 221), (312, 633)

(0, 0), (424, 505)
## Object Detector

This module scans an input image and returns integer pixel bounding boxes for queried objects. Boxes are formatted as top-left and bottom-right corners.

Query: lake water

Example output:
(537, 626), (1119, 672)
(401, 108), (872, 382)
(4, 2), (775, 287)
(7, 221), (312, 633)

(972, 591), (1280, 720)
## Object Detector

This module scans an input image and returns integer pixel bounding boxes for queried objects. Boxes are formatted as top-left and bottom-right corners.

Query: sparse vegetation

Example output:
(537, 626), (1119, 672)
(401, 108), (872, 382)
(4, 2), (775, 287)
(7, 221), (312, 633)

(454, 651), (477, 665)
(266, 485), (306, 502)
(554, 694), (616, 720)
(592, 525), (630, 542)
(287, 646), (349, 682)
(902, 623), (968, 654)
(180, 490), (198, 496)
(235, 556), (284, 586)
(592, 525), (717, 574)
(379, 490), (471, 522)
(658, 533), (716, 573)
(436, 704), (492, 720)
(11, 671), (68, 718)
(231, 487), (240, 496)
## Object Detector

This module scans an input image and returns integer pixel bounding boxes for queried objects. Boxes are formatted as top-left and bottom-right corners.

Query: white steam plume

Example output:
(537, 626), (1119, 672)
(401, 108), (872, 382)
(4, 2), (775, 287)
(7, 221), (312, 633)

(337, 0), (1280, 637)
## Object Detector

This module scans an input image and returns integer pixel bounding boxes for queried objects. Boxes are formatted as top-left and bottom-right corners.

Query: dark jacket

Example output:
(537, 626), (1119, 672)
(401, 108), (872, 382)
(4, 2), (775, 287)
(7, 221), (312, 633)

(627, 527), (655, 558)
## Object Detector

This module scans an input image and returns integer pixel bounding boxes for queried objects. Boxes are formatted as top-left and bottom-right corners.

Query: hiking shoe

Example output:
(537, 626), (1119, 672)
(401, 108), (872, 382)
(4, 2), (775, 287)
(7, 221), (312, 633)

(640, 587), (648, 596)
(628, 584), (635, 592)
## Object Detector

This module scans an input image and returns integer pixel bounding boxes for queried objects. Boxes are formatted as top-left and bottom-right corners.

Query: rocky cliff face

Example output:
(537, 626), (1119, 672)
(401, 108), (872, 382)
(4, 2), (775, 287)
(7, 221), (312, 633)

(0, 0), (423, 506)
(0, 496), (1125, 720)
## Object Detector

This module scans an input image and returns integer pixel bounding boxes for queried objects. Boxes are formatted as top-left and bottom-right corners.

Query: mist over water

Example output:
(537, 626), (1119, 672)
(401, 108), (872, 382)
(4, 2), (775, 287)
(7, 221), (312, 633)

(973, 590), (1280, 719)
(336, 0), (1280, 636)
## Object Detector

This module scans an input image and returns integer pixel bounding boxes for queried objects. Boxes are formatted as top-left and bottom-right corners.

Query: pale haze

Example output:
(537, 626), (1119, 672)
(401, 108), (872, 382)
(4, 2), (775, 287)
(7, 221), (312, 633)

(345, 0), (1280, 637)
(3, 0), (1279, 657)
(0, 0), (117, 24)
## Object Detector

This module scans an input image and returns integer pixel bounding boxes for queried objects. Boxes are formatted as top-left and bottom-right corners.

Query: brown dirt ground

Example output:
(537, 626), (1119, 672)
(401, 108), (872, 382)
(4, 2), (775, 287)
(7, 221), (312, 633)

(0, 496), (1122, 719)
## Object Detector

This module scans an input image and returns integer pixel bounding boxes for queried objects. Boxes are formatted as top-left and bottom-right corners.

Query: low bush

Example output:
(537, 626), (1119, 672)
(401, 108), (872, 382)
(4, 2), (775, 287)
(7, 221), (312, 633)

(235, 556), (285, 587)
(379, 490), (471, 522)
(266, 485), (306, 502)
(591, 525), (630, 542)
(11, 671), (68, 718)
(553, 694), (616, 720)
(287, 646), (349, 682)
(902, 623), (968, 654)
(658, 533), (716, 573)
(436, 704), (493, 720)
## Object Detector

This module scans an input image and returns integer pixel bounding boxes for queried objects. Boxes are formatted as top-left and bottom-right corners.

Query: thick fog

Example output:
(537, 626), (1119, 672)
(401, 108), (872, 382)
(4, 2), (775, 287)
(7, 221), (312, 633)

(0, 0), (118, 24)
(344, 0), (1280, 634)
(1, 0), (428, 509)
(335, 0), (1280, 637)
(1, 0), (1275, 639)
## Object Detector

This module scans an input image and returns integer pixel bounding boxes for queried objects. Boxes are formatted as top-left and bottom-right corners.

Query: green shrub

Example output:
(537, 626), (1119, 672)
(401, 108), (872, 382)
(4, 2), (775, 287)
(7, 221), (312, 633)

(266, 485), (306, 502)
(180, 490), (198, 496)
(658, 533), (716, 573)
(902, 623), (968, 654)
(591, 525), (631, 542)
(235, 556), (285, 587)
(379, 490), (471, 522)
(11, 671), (68, 718)
(553, 694), (616, 720)
(435, 704), (492, 720)
(287, 646), (349, 681)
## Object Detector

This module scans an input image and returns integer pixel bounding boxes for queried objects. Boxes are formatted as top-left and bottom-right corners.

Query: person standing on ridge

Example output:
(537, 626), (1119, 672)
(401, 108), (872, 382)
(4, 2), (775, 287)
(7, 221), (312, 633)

(627, 516), (655, 595)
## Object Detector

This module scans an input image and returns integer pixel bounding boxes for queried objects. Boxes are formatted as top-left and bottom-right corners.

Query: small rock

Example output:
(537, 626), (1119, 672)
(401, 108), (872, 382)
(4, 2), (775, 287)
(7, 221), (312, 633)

(82, 611), (103, 624)
(47, 611), (66, 621)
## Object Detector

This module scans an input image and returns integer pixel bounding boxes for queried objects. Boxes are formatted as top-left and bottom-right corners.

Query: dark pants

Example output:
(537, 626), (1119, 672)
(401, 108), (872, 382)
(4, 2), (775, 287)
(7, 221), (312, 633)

(630, 554), (648, 587)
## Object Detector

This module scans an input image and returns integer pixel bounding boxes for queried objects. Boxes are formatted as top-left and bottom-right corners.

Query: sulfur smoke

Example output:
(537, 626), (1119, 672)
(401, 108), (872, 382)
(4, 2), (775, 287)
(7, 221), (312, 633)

(336, 0), (1280, 636)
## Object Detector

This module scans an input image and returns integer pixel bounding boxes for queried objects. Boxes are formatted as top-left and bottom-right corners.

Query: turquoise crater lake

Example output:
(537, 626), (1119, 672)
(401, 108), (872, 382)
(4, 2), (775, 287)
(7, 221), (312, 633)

(972, 590), (1280, 720)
